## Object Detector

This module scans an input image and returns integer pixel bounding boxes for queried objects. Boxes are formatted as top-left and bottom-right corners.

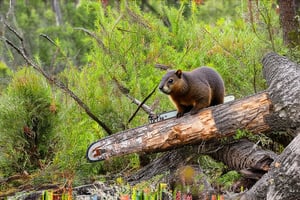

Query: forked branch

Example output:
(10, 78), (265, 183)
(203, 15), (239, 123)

(3, 23), (113, 135)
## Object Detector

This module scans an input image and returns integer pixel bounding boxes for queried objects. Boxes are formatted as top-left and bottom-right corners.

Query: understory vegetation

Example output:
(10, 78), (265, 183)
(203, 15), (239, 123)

(0, 0), (298, 197)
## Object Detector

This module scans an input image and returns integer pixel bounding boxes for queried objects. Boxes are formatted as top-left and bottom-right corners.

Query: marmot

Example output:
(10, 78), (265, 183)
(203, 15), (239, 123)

(159, 66), (225, 118)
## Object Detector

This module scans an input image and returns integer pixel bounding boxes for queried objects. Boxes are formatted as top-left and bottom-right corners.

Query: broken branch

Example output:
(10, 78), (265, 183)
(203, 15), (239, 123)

(3, 24), (113, 135)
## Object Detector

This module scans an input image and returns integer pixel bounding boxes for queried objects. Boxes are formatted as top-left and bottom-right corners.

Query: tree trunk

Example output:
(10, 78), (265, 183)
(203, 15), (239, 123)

(51, 0), (63, 26)
(241, 132), (300, 200)
(262, 52), (300, 132)
(237, 51), (300, 199)
(278, 0), (300, 46)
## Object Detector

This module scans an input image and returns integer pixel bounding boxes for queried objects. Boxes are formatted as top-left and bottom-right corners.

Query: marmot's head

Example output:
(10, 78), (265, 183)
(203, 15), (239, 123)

(159, 70), (186, 95)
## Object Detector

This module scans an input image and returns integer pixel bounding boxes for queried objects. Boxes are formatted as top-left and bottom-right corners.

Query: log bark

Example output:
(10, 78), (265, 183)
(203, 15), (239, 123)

(262, 52), (300, 132)
(210, 139), (277, 180)
(236, 52), (300, 199)
(241, 133), (300, 200)
(128, 139), (277, 185)
(127, 139), (223, 184)
(127, 147), (193, 184)
(87, 52), (300, 162)
(87, 92), (272, 161)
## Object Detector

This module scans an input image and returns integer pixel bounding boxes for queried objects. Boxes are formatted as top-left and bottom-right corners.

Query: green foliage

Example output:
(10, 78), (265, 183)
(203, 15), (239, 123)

(0, 0), (297, 192)
(1, 1), (96, 70)
(234, 129), (276, 151)
(0, 68), (58, 175)
(234, 129), (251, 140)
(197, 155), (225, 181)
(0, 61), (12, 93)
(217, 170), (241, 190)
(198, 155), (241, 191)
(288, 45), (300, 63)
(0, 61), (11, 77)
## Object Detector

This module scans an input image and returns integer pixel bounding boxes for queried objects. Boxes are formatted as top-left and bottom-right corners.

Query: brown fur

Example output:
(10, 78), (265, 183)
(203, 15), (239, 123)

(159, 66), (225, 117)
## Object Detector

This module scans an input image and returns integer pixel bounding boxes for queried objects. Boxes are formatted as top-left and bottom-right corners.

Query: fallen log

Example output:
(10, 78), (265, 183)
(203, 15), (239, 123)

(241, 132), (300, 200)
(262, 52), (300, 132)
(237, 52), (300, 199)
(87, 92), (271, 161)
(127, 140), (222, 184)
(210, 139), (277, 180)
(87, 52), (300, 162)
(127, 138), (277, 191)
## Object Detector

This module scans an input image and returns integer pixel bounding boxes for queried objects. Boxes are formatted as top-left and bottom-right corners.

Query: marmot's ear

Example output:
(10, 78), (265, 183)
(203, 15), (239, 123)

(175, 69), (182, 78)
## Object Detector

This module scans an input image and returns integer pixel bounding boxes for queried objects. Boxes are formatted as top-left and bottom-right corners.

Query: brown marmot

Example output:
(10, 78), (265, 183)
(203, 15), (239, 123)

(159, 66), (225, 118)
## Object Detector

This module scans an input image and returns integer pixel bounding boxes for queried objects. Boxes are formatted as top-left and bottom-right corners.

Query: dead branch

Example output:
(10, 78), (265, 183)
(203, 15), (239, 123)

(3, 23), (113, 135)
(127, 83), (158, 124)
(155, 63), (172, 70)
(112, 77), (155, 116)
(74, 27), (109, 54)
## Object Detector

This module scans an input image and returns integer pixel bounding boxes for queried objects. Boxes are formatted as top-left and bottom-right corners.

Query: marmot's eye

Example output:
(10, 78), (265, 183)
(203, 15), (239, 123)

(168, 79), (173, 84)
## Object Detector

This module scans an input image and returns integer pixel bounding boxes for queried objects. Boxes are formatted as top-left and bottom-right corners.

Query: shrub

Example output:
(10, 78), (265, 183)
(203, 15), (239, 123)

(0, 68), (59, 175)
